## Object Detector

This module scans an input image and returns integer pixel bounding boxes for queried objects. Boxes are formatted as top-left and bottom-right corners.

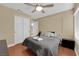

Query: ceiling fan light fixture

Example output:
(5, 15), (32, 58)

(36, 6), (43, 11)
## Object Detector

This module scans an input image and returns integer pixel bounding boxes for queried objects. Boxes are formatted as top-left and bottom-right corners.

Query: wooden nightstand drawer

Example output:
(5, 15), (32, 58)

(61, 39), (75, 50)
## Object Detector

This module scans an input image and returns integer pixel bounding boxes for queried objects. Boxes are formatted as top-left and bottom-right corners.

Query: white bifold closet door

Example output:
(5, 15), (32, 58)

(14, 16), (30, 44)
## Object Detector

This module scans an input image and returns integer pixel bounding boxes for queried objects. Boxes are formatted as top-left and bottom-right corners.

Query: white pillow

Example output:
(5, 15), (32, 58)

(40, 32), (56, 37)
(50, 33), (55, 36)
(45, 32), (56, 37)
(33, 36), (39, 39)
(44, 32), (50, 37)
(37, 38), (43, 41)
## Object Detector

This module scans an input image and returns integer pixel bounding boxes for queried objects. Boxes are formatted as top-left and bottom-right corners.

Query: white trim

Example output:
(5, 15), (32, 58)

(7, 41), (22, 48)
(75, 49), (78, 56)
(74, 7), (79, 16)
(7, 43), (16, 48)
(75, 48), (79, 56)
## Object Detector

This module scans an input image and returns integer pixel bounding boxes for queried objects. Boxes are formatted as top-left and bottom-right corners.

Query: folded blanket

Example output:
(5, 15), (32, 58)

(33, 36), (43, 41)
(38, 38), (43, 41)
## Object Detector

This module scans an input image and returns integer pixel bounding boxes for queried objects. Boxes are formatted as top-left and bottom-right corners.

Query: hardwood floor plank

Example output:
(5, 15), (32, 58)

(8, 43), (76, 56)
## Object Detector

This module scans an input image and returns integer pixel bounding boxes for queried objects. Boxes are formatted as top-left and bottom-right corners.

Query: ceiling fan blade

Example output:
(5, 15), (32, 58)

(24, 3), (35, 7)
(17, 9), (23, 13)
(42, 10), (45, 13)
(32, 4), (38, 13)
(42, 4), (54, 8)
(32, 9), (36, 13)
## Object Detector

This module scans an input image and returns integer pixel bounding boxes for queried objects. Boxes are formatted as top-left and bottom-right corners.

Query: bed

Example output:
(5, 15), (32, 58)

(23, 32), (62, 56)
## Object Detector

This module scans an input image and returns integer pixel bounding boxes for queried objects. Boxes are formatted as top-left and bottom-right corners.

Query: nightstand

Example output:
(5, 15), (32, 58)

(61, 39), (75, 50)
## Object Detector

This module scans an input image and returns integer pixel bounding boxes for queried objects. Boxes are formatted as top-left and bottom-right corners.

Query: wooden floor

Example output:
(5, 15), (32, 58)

(8, 43), (76, 56)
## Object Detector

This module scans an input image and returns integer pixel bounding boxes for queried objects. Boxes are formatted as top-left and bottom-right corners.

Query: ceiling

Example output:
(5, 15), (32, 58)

(0, 3), (74, 19)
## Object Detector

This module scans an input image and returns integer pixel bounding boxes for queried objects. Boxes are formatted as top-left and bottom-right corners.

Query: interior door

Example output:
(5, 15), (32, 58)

(14, 16), (30, 44)
(24, 17), (30, 38)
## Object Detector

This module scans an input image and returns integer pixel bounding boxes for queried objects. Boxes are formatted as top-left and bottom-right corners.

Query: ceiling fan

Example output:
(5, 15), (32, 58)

(24, 3), (54, 13)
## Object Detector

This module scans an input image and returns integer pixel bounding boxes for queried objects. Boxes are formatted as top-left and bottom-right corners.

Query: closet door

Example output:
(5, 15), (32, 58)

(14, 16), (30, 44)
(24, 17), (30, 39)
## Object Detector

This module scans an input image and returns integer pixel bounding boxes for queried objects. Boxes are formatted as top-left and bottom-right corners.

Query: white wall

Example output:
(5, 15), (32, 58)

(38, 10), (74, 40)
(0, 5), (31, 46)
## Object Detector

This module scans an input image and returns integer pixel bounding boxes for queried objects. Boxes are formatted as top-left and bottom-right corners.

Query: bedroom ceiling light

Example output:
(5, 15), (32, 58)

(36, 6), (43, 11)
(31, 23), (34, 26)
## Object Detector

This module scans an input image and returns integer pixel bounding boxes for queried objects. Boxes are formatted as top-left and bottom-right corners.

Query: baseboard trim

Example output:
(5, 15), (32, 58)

(7, 42), (22, 48)
(75, 49), (78, 56)
(8, 43), (16, 48)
